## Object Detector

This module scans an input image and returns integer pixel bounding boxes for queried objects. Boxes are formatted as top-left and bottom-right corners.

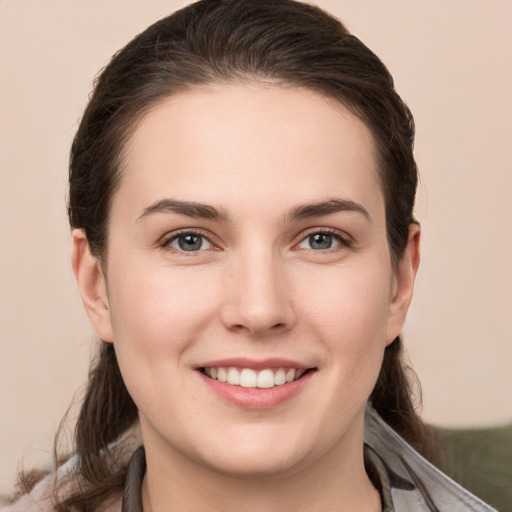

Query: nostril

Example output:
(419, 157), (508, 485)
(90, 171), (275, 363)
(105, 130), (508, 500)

(221, 297), (296, 335)
(228, 321), (287, 335)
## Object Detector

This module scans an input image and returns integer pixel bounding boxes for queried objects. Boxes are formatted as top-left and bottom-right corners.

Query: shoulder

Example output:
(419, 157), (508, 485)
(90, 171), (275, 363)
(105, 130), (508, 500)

(1, 473), (57, 512)
(1, 428), (140, 512)
(364, 406), (497, 512)
(0, 458), (121, 512)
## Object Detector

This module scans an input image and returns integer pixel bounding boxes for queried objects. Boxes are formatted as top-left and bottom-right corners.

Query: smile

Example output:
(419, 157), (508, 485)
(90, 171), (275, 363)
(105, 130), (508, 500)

(201, 367), (310, 388)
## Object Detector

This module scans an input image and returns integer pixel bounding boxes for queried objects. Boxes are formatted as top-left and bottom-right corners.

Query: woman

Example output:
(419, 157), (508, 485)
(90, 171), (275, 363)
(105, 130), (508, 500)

(2, 0), (495, 511)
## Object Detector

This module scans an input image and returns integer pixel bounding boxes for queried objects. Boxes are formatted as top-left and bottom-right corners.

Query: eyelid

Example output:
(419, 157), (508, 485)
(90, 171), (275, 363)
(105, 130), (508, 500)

(158, 228), (220, 251)
(294, 227), (353, 249)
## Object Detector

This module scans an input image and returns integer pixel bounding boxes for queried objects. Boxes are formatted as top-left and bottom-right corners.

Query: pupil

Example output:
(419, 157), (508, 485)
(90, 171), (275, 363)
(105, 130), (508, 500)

(178, 235), (202, 251)
(310, 233), (332, 250)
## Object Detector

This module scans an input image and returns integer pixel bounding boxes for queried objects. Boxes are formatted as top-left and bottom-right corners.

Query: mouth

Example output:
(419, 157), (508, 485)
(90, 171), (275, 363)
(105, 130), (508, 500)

(200, 366), (316, 389)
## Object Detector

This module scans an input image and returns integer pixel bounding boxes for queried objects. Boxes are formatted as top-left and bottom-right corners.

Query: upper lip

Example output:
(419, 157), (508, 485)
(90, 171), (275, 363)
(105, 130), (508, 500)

(195, 357), (314, 370)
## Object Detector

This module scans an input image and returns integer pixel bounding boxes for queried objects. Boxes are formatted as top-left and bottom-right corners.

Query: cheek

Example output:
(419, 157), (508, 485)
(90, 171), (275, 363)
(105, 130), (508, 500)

(107, 262), (221, 354)
(298, 262), (392, 342)
(295, 261), (392, 388)
(105, 263), (222, 425)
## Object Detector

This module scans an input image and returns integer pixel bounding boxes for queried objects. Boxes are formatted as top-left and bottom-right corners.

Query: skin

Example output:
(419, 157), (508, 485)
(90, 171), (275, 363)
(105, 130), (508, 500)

(73, 84), (420, 512)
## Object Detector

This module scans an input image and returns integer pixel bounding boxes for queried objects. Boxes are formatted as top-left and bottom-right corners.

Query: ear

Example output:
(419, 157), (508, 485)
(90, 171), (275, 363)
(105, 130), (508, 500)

(386, 224), (421, 344)
(71, 229), (114, 342)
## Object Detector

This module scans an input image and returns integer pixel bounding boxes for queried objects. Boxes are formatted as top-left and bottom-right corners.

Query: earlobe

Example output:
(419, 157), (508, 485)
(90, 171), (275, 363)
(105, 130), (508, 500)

(386, 224), (421, 344)
(71, 229), (114, 342)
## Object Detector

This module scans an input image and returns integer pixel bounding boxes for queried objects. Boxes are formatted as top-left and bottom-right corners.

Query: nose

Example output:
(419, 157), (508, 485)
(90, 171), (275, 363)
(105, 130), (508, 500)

(220, 249), (296, 337)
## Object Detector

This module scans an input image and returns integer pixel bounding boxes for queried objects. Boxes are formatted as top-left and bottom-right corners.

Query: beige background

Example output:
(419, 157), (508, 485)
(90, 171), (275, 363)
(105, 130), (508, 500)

(1, 0), (511, 494)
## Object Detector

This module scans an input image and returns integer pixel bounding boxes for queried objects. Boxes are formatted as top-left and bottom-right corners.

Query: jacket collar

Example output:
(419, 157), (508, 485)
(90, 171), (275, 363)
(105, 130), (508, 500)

(364, 405), (496, 511)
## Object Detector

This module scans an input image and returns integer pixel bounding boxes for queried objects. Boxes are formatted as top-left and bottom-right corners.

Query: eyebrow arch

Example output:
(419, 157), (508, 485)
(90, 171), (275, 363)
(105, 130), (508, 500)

(287, 199), (371, 223)
(136, 199), (229, 222)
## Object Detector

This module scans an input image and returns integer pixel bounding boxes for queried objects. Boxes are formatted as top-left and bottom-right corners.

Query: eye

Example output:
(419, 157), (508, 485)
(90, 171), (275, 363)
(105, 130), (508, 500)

(166, 232), (214, 252)
(297, 231), (344, 251)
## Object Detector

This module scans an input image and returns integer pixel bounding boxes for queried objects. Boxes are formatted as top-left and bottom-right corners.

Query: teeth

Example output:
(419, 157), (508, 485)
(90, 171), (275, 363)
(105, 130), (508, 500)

(295, 369), (306, 379)
(203, 366), (308, 388)
(257, 369), (275, 389)
(240, 368), (257, 388)
(217, 367), (227, 383)
(274, 368), (286, 385)
(227, 367), (240, 385)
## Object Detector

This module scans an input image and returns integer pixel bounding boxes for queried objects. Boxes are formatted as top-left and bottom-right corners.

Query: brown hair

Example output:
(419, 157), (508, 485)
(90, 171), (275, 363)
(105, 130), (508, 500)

(28, 0), (436, 509)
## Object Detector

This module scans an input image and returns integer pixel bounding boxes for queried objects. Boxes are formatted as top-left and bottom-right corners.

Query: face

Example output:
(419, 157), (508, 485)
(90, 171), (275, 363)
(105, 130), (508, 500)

(76, 84), (417, 478)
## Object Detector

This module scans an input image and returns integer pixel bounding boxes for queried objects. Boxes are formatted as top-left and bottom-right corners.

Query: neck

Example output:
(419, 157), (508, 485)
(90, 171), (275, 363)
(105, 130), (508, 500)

(140, 418), (381, 512)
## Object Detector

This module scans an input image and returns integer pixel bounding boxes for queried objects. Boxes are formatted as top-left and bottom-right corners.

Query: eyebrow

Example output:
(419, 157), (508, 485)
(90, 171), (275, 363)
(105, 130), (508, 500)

(136, 197), (370, 224)
(286, 199), (371, 223)
(136, 199), (229, 222)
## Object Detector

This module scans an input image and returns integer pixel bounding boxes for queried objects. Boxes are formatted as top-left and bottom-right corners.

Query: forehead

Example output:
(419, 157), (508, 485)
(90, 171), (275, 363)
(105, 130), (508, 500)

(115, 84), (383, 221)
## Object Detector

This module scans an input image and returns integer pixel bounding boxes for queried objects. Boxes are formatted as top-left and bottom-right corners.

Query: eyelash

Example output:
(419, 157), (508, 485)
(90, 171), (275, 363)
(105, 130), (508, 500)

(159, 227), (352, 254)
(159, 229), (217, 253)
(296, 228), (352, 251)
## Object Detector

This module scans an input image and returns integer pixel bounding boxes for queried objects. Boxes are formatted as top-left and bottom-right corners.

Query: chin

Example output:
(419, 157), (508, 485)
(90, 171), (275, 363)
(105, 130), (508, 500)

(190, 424), (319, 478)
(203, 449), (309, 479)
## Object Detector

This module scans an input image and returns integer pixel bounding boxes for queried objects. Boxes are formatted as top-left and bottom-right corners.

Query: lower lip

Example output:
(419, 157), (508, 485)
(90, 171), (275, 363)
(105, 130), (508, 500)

(198, 371), (314, 410)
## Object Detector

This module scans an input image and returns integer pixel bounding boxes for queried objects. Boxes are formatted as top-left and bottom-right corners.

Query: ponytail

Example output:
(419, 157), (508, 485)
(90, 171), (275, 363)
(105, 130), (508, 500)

(371, 336), (440, 462)
(56, 343), (138, 511)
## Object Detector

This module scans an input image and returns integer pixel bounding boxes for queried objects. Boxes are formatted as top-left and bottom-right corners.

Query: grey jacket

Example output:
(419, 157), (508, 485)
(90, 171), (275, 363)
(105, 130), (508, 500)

(364, 406), (496, 511)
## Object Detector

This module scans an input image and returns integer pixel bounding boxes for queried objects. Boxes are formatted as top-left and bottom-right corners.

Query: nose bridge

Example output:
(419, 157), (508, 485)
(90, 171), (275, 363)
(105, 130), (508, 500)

(222, 244), (294, 335)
